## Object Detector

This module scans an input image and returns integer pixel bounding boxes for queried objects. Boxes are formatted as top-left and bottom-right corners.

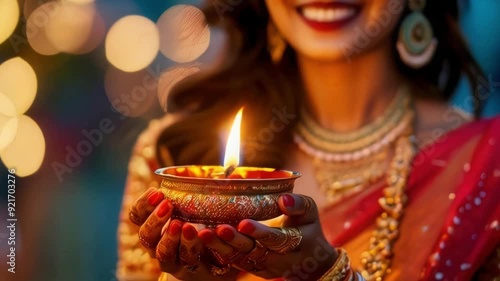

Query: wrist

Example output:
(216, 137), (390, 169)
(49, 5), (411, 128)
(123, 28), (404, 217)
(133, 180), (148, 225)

(281, 244), (338, 281)
(317, 248), (355, 281)
(308, 247), (339, 280)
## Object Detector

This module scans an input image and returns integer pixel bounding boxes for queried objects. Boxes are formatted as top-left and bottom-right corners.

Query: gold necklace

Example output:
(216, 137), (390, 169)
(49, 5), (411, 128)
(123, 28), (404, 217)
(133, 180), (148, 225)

(312, 145), (390, 204)
(295, 88), (410, 160)
(294, 88), (413, 202)
(360, 130), (415, 280)
(294, 90), (416, 280)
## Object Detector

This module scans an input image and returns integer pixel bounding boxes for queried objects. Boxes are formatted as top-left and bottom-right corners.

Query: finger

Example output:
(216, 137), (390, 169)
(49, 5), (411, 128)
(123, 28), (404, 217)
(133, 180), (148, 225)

(157, 219), (183, 273)
(129, 188), (164, 225)
(179, 224), (202, 269)
(139, 200), (173, 254)
(237, 219), (302, 254)
(215, 225), (255, 253)
(279, 194), (319, 225)
(199, 229), (243, 266)
(232, 240), (270, 273)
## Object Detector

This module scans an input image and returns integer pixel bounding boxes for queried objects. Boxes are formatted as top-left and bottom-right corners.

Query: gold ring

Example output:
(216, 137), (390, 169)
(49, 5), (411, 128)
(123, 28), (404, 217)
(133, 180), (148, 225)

(260, 227), (302, 254)
(209, 249), (244, 265)
(302, 196), (312, 214)
(240, 240), (269, 265)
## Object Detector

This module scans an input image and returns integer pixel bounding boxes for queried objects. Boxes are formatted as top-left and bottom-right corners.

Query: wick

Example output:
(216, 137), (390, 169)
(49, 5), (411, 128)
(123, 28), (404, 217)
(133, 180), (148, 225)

(224, 165), (236, 178)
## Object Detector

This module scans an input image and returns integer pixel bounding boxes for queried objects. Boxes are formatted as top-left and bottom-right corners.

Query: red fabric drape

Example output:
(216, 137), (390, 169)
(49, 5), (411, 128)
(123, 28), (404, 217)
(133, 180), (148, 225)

(321, 116), (500, 280)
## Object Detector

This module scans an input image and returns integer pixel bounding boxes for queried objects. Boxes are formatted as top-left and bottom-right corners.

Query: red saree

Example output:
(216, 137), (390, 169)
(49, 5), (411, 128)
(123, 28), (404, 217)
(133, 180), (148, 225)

(320, 116), (500, 280)
(116, 115), (500, 281)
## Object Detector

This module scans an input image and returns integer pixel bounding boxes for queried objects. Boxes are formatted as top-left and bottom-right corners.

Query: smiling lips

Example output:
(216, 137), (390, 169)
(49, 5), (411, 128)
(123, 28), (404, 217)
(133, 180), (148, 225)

(297, 2), (360, 32)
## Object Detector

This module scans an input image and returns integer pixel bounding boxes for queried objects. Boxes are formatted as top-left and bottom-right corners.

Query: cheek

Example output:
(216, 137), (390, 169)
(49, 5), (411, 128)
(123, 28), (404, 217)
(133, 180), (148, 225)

(366, 0), (405, 35)
(265, 0), (294, 33)
(354, 0), (405, 49)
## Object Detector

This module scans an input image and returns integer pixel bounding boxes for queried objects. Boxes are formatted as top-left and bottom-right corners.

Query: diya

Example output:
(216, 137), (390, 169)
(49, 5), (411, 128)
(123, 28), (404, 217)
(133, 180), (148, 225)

(155, 108), (301, 226)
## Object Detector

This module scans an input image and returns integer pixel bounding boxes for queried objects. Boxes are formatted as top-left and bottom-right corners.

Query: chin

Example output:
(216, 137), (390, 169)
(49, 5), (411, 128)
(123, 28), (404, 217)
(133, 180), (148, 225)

(289, 38), (368, 63)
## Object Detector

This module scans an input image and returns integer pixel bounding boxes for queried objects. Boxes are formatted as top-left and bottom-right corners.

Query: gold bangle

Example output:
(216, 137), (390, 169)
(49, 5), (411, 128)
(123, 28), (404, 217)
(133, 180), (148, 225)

(318, 248), (352, 281)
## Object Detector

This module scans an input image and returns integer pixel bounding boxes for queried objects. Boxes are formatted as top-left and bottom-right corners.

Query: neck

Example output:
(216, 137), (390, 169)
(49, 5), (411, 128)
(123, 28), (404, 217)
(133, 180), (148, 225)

(297, 43), (405, 133)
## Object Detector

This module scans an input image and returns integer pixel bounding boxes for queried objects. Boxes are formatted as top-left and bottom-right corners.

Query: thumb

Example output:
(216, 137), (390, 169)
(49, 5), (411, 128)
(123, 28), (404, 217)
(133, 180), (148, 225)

(278, 193), (319, 225)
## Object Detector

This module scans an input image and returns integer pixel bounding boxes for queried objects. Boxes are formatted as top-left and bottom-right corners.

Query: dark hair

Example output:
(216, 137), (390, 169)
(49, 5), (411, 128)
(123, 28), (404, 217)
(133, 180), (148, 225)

(156, 0), (485, 168)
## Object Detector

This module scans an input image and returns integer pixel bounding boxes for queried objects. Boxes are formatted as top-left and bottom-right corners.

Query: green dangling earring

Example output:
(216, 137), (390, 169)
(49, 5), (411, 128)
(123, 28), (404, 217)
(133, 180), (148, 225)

(396, 0), (438, 69)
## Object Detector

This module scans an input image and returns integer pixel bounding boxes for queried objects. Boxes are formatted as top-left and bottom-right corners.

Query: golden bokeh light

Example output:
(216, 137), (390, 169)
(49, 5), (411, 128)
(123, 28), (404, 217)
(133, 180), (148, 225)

(0, 92), (18, 153)
(45, 1), (105, 54)
(0, 57), (37, 115)
(26, 2), (61, 56)
(105, 15), (159, 72)
(1, 115), (45, 177)
(0, 116), (18, 154)
(105, 66), (158, 117)
(0, 91), (16, 117)
(157, 5), (210, 63)
(157, 65), (201, 110)
(0, 0), (20, 44)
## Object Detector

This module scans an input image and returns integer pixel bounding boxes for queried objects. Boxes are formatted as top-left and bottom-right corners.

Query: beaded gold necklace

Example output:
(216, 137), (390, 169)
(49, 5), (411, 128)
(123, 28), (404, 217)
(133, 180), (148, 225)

(294, 88), (416, 280)
(295, 88), (413, 203)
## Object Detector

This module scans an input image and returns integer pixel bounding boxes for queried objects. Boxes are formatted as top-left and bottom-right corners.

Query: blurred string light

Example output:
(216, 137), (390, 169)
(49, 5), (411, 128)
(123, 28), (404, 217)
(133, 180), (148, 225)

(0, 57), (45, 177)
(45, 1), (105, 54)
(157, 64), (201, 111)
(26, 2), (61, 55)
(1, 115), (45, 177)
(0, 92), (18, 152)
(0, 0), (19, 44)
(1, 1), (213, 174)
(157, 5), (210, 63)
(105, 15), (160, 72)
(0, 57), (37, 114)
(26, 0), (104, 55)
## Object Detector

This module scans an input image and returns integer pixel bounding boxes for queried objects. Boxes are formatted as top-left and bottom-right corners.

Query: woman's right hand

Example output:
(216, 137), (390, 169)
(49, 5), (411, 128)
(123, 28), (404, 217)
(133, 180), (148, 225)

(129, 187), (239, 281)
(198, 194), (338, 281)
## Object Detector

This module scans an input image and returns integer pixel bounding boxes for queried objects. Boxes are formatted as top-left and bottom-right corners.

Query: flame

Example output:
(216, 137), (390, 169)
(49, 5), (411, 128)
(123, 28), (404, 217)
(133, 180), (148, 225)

(223, 108), (243, 167)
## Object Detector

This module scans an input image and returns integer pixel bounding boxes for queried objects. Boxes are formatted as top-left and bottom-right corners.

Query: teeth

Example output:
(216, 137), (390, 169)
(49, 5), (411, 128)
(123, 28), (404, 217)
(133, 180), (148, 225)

(301, 7), (355, 23)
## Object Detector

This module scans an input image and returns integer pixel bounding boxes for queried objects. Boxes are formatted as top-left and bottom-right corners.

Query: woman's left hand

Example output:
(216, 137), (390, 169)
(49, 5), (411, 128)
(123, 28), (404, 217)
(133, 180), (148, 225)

(129, 188), (240, 281)
(198, 194), (338, 280)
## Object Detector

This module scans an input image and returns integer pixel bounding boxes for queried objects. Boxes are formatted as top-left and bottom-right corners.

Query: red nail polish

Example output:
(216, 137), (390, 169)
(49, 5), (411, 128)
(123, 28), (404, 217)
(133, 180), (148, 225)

(183, 225), (197, 241)
(282, 194), (295, 208)
(168, 221), (182, 236)
(199, 231), (215, 244)
(147, 191), (164, 206)
(218, 227), (234, 241)
(238, 222), (255, 234)
(156, 200), (171, 218)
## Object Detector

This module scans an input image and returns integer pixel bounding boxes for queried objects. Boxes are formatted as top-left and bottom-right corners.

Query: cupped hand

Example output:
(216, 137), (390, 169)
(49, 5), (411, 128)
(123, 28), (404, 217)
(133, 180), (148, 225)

(129, 188), (239, 281)
(199, 194), (338, 280)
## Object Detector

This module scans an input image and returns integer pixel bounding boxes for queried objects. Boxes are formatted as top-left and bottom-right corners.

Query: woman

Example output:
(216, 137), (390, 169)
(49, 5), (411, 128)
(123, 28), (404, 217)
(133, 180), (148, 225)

(117, 0), (500, 280)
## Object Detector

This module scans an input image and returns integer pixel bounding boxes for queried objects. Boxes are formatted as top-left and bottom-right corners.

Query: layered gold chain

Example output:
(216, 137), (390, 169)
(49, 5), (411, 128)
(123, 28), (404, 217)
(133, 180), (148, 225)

(294, 87), (413, 203)
(295, 89), (410, 160)
(294, 87), (416, 280)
